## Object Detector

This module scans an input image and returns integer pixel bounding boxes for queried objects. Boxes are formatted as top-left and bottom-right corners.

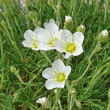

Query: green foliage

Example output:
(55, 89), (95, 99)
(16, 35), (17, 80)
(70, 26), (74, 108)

(0, 0), (110, 109)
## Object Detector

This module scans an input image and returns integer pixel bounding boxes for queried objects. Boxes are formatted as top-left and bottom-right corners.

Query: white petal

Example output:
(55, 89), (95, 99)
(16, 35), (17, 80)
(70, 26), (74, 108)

(45, 23), (59, 39)
(72, 46), (83, 56)
(44, 19), (55, 27)
(54, 40), (66, 52)
(60, 30), (73, 43)
(32, 47), (39, 51)
(52, 59), (65, 73)
(22, 40), (33, 48)
(45, 79), (57, 90)
(37, 42), (54, 51)
(65, 66), (71, 77)
(24, 30), (36, 41)
(34, 27), (51, 43)
(63, 52), (72, 59)
(42, 68), (54, 79)
(56, 81), (66, 88)
(73, 32), (84, 45)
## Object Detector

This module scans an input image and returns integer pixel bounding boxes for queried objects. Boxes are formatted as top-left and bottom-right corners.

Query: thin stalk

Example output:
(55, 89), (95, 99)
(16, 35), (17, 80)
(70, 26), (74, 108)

(40, 51), (52, 65)
(77, 42), (100, 81)
(69, 95), (73, 110)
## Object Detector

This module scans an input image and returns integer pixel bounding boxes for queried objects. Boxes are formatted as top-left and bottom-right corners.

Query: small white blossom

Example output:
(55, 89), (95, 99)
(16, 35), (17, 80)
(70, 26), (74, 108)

(102, 30), (108, 37)
(54, 30), (84, 59)
(22, 30), (39, 50)
(42, 59), (71, 90)
(65, 16), (72, 22)
(36, 97), (47, 105)
(34, 19), (62, 51)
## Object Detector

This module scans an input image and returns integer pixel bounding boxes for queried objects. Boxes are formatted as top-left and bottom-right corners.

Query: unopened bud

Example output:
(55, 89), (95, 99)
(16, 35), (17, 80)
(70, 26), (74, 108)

(98, 30), (109, 42)
(76, 100), (81, 109)
(10, 66), (16, 73)
(71, 80), (78, 87)
(64, 16), (74, 31)
(28, 11), (38, 20)
(2, 12), (8, 17)
(12, 93), (19, 102)
(48, 0), (54, 7)
(69, 88), (77, 96)
(77, 24), (85, 34)
(1, 20), (6, 29)
(36, 97), (51, 108)
(95, 43), (101, 52)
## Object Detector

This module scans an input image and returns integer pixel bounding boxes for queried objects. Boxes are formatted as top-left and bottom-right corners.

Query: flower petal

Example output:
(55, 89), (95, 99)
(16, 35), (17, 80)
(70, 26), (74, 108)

(22, 40), (33, 48)
(72, 46), (83, 56)
(37, 42), (54, 51)
(52, 59), (65, 73)
(60, 30), (73, 43)
(54, 40), (66, 52)
(63, 52), (72, 59)
(65, 66), (71, 77)
(73, 32), (84, 45)
(44, 23), (59, 39)
(44, 19), (55, 27)
(56, 81), (66, 88)
(45, 79), (57, 90)
(42, 68), (54, 79)
(24, 30), (36, 41)
(34, 27), (51, 43)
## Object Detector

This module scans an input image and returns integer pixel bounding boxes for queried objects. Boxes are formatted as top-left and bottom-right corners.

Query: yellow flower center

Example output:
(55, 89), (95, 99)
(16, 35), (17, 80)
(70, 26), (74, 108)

(57, 73), (66, 82)
(65, 42), (76, 53)
(33, 40), (38, 48)
(49, 38), (58, 47)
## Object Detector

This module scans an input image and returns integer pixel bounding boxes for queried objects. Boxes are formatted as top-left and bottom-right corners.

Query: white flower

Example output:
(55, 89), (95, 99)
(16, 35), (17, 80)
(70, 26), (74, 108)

(44, 19), (55, 27)
(65, 16), (72, 22)
(54, 30), (84, 59)
(34, 19), (62, 51)
(22, 30), (39, 50)
(42, 59), (71, 90)
(102, 30), (108, 37)
(36, 97), (47, 105)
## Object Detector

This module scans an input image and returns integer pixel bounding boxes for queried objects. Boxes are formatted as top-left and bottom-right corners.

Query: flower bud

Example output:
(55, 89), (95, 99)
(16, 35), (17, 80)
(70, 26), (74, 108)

(36, 97), (51, 108)
(12, 92), (19, 102)
(98, 30), (109, 42)
(69, 88), (77, 96)
(64, 16), (74, 31)
(48, 0), (54, 7)
(1, 20), (6, 29)
(77, 24), (85, 34)
(28, 11), (38, 20)
(76, 100), (81, 109)
(95, 43), (101, 52)
(10, 66), (16, 73)
(71, 80), (78, 87)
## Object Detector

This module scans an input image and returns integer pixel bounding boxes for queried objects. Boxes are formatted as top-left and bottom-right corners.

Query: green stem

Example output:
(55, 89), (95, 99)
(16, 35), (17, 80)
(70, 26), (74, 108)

(77, 42), (100, 81)
(90, 62), (110, 85)
(69, 95), (73, 110)
(58, 99), (62, 110)
(16, 74), (27, 85)
(66, 56), (73, 65)
(40, 51), (52, 65)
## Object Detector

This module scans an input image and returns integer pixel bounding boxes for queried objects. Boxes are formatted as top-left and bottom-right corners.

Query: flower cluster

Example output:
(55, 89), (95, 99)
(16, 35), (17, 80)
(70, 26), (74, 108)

(22, 18), (84, 59)
(22, 17), (84, 90)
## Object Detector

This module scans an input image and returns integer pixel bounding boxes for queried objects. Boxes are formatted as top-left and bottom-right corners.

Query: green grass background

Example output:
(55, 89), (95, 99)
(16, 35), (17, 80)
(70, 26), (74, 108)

(0, 0), (110, 110)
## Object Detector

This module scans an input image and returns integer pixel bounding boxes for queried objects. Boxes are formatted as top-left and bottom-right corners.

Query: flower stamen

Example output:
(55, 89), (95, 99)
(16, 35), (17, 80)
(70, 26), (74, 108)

(57, 73), (66, 82)
(65, 42), (76, 53)
(49, 38), (58, 47)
